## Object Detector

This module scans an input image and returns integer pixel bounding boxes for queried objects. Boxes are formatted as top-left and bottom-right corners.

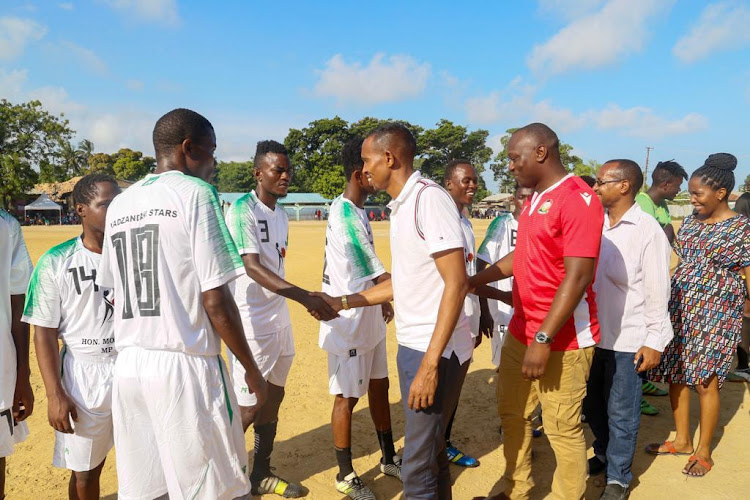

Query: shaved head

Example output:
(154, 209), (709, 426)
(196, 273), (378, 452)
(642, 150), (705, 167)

(603, 159), (643, 194)
(366, 122), (417, 159)
(514, 122), (560, 156)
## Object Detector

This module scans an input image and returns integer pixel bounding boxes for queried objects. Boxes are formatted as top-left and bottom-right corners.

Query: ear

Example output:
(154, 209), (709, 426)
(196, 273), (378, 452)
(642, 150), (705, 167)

(620, 180), (631, 195)
(535, 145), (548, 162)
(384, 150), (395, 168)
(75, 202), (86, 218)
(717, 187), (727, 201)
(181, 137), (192, 157)
(254, 167), (262, 182)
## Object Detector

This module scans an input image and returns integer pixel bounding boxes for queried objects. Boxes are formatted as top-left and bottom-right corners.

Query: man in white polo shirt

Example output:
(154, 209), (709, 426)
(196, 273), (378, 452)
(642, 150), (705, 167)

(583, 160), (672, 500)
(314, 123), (472, 499)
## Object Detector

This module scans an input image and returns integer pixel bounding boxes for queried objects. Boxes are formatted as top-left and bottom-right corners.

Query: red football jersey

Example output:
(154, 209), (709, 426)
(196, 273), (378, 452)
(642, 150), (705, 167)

(509, 175), (604, 351)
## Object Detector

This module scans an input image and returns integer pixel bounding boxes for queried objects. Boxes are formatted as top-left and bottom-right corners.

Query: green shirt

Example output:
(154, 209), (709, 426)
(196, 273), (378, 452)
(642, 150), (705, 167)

(635, 192), (671, 227)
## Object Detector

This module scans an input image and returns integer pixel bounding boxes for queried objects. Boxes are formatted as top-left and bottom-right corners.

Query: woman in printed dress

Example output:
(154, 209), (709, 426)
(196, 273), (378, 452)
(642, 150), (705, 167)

(646, 153), (750, 477)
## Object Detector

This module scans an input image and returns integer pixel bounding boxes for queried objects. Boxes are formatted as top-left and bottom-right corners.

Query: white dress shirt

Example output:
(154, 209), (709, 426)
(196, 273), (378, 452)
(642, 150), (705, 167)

(593, 203), (673, 353)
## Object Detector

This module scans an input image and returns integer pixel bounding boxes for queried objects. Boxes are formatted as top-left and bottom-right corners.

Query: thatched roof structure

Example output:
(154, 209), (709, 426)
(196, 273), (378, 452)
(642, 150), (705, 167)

(29, 176), (134, 201)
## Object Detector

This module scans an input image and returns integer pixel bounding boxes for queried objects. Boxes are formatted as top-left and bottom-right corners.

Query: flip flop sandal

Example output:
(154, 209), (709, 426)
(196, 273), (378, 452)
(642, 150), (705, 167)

(682, 455), (712, 476)
(645, 440), (692, 456)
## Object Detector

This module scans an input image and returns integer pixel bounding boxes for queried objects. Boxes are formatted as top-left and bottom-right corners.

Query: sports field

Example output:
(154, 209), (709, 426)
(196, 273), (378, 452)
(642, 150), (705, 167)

(7, 221), (750, 499)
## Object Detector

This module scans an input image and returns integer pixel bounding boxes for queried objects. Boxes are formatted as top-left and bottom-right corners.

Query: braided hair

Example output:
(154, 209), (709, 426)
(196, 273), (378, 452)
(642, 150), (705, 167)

(690, 153), (737, 199)
(652, 160), (688, 185)
(73, 173), (118, 206)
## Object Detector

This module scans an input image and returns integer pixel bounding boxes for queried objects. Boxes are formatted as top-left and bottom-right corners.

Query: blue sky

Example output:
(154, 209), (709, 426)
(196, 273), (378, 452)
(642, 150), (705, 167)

(2, 0), (749, 191)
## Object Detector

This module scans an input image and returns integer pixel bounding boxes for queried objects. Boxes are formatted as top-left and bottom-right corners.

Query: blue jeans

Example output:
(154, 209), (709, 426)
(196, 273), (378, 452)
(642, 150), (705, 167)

(583, 348), (642, 487)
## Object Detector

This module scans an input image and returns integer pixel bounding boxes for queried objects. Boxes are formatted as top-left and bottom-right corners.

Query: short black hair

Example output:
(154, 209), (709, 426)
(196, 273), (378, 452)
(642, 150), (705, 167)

(367, 122), (417, 158)
(578, 175), (596, 188)
(443, 158), (473, 183)
(691, 153), (737, 194)
(652, 160), (688, 185)
(515, 123), (560, 155)
(341, 137), (364, 179)
(152, 108), (213, 158)
(605, 159), (643, 193)
(254, 140), (288, 169)
(73, 173), (118, 206)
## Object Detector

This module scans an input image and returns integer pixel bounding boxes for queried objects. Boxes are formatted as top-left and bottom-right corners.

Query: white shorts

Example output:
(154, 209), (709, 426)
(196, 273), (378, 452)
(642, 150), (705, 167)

(0, 409), (29, 459)
(112, 347), (249, 500)
(491, 325), (509, 367)
(327, 338), (389, 399)
(53, 349), (115, 472)
(229, 326), (295, 407)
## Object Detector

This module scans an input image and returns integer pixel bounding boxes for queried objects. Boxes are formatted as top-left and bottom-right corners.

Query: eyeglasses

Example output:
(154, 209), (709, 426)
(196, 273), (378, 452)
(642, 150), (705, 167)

(595, 178), (625, 186)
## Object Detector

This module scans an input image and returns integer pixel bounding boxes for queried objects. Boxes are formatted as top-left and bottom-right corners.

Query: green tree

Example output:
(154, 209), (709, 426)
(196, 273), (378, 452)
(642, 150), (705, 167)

(312, 164), (346, 199)
(0, 99), (75, 202)
(573, 159), (601, 178)
(490, 128), (585, 192)
(213, 160), (256, 192)
(60, 139), (94, 177)
(111, 148), (156, 180)
(86, 152), (115, 174)
(742, 174), (750, 192)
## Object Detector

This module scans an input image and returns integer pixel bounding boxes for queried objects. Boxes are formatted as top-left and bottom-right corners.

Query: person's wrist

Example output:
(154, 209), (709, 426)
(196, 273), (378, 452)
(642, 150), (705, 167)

(534, 331), (553, 345)
(341, 295), (350, 310)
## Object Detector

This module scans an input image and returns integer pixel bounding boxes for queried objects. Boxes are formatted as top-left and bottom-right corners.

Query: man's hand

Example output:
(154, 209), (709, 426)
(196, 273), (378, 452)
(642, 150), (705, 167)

(479, 312), (494, 339)
(381, 302), (394, 323)
(521, 341), (551, 381)
(47, 391), (76, 433)
(301, 293), (339, 321)
(243, 367), (268, 425)
(13, 372), (34, 422)
(408, 360), (439, 411)
(635, 346), (661, 372)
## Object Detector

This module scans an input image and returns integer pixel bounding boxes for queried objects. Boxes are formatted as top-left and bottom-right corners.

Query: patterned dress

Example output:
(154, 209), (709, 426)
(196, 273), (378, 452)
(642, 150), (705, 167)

(651, 214), (750, 387)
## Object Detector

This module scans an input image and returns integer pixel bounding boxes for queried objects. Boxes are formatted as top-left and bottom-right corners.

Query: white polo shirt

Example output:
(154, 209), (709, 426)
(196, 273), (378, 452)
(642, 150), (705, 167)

(460, 214), (480, 338)
(593, 203), (673, 353)
(387, 171), (473, 364)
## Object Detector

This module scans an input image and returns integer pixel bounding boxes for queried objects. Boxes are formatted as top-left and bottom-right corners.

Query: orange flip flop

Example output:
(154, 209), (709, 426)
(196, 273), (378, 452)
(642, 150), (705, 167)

(645, 440), (692, 456)
(683, 455), (713, 476)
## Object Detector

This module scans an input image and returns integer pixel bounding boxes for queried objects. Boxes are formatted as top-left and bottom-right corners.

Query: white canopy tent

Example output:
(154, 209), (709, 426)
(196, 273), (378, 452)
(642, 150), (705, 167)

(24, 193), (63, 224)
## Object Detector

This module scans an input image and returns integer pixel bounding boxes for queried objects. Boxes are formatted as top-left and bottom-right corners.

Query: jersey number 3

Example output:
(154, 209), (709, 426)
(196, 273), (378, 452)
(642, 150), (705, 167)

(111, 224), (161, 319)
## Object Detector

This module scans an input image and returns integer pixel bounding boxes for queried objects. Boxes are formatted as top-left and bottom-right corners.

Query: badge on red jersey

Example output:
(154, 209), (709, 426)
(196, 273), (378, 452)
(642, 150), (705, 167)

(538, 199), (553, 214)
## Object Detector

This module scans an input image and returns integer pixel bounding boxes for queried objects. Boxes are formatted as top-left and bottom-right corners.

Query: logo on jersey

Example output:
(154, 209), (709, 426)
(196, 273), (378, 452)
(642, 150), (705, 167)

(580, 192), (592, 206)
(538, 199), (553, 214)
(102, 289), (115, 325)
(275, 242), (286, 271)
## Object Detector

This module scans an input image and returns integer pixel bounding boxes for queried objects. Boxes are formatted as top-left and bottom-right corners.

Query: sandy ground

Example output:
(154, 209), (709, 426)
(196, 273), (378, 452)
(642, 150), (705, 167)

(5, 221), (750, 499)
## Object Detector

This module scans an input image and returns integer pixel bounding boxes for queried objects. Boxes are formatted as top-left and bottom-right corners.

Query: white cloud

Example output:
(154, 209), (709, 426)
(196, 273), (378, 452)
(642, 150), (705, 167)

(102, 0), (179, 26)
(465, 84), (707, 139)
(51, 41), (108, 76)
(673, 1), (750, 63)
(59, 2), (74, 10)
(0, 17), (46, 61)
(313, 53), (431, 105)
(125, 79), (144, 90)
(528, 0), (673, 75)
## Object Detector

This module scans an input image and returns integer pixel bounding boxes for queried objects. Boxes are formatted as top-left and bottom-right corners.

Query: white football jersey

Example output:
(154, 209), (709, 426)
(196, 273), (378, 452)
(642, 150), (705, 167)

(225, 191), (291, 338)
(96, 171), (244, 356)
(0, 210), (33, 410)
(476, 213), (518, 326)
(319, 196), (387, 356)
(461, 214), (480, 337)
(23, 237), (115, 358)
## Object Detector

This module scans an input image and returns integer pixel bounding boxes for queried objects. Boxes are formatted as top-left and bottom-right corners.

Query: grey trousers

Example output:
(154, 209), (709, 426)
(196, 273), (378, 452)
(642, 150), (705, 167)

(397, 345), (469, 499)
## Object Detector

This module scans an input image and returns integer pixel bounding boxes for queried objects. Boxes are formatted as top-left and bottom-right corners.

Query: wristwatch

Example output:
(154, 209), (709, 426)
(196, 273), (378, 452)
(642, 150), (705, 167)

(341, 295), (350, 310)
(534, 331), (553, 344)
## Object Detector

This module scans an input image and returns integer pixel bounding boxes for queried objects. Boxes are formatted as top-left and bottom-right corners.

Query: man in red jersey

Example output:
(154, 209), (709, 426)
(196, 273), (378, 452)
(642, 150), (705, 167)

(471, 123), (604, 500)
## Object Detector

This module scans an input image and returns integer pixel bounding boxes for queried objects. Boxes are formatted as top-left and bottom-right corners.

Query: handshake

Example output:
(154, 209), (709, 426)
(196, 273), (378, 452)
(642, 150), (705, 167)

(300, 291), (394, 324)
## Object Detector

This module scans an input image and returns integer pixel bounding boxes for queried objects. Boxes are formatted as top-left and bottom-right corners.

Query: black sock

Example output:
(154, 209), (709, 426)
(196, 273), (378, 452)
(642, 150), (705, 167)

(376, 429), (396, 465)
(335, 447), (354, 481)
(251, 421), (277, 480)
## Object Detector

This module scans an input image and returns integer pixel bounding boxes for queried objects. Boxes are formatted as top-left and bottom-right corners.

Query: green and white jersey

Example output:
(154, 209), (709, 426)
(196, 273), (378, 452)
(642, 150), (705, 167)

(96, 170), (244, 356)
(225, 191), (291, 338)
(319, 196), (386, 356)
(23, 237), (115, 358)
(461, 215), (480, 337)
(477, 212), (517, 326)
(0, 209), (33, 410)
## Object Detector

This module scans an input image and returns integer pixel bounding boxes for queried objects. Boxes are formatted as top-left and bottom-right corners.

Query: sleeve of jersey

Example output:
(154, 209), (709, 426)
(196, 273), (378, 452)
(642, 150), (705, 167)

(190, 184), (244, 292)
(477, 216), (506, 264)
(635, 194), (656, 217)
(226, 199), (260, 255)
(96, 223), (115, 289)
(21, 252), (61, 328)
(416, 187), (465, 256)
(9, 220), (33, 294)
(560, 190), (604, 258)
(340, 204), (385, 284)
